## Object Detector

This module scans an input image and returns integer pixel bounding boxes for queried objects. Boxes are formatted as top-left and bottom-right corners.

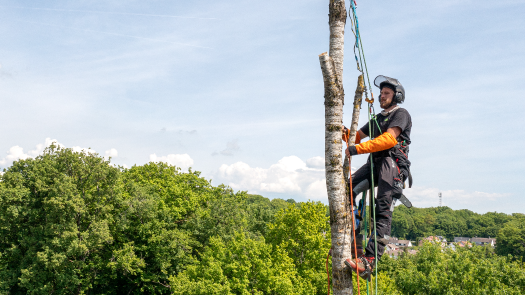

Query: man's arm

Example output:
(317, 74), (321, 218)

(386, 127), (401, 139)
(345, 127), (401, 157)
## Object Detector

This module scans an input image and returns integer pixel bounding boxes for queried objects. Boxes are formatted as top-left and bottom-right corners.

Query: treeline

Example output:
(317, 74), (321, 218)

(0, 145), (524, 294)
(0, 146), (332, 294)
(392, 205), (524, 242)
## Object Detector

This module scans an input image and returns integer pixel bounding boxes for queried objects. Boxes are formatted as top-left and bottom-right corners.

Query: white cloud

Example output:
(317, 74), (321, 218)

(217, 156), (332, 200)
(0, 138), (100, 167)
(216, 156), (507, 207)
(0, 146), (30, 166)
(0, 138), (63, 166)
(104, 148), (118, 159)
(306, 156), (324, 169)
(149, 153), (194, 171)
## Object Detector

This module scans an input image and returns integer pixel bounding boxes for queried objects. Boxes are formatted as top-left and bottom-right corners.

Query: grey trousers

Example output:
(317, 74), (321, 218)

(350, 156), (403, 259)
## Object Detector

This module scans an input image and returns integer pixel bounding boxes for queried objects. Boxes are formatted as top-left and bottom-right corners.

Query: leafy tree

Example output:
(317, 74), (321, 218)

(121, 162), (215, 222)
(102, 162), (240, 293)
(183, 188), (250, 249)
(379, 242), (525, 294)
(266, 201), (331, 294)
(496, 214), (525, 261)
(170, 233), (312, 295)
(245, 194), (290, 237)
(0, 145), (120, 294)
(391, 206), (518, 242)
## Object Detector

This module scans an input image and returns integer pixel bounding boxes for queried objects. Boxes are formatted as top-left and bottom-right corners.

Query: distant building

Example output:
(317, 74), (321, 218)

(436, 236), (447, 243)
(457, 241), (473, 248)
(386, 244), (399, 251)
(385, 245), (418, 259)
(471, 237), (496, 247)
(452, 237), (495, 247)
(394, 240), (412, 247)
(386, 237), (412, 247)
(419, 236), (445, 246)
(454, 237), (470, 243)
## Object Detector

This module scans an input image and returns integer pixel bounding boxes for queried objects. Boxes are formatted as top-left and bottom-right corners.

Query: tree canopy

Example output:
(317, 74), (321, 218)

(0, 145), (524, 294)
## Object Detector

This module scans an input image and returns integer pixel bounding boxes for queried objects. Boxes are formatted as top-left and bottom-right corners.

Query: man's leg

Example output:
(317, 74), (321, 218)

(348, 161), (373, 258)
(364, 157), (403, 260)
(350, 161), (371, 198)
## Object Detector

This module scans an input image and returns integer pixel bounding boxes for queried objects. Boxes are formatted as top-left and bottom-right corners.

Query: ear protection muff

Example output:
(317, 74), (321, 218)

(394, 92), (403, 103)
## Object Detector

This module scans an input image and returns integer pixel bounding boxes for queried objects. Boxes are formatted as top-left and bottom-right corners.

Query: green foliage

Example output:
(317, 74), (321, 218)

(122, 162), (214, 222)
(496, 214), (525, 261)
(392, 205), (514, 242)
(266, 202), (331, 294)
(0, 145), (120, 294)
(353, 272), (403, 295)
(379, 243), (525, 294)
(245, 194), (290, 237)
(170, 233), (311, 295)
(2, 146), (524, 294)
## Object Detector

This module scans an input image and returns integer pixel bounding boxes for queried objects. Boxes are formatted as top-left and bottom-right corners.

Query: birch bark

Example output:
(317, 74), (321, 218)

(320, 1), (354, 294)
(319, 57), (353, 295)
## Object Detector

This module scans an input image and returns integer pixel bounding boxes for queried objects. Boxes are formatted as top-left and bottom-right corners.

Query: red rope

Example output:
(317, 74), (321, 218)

(326, 133), (362, 295)
(346, 138), (361, 295)
(326, 249), (331, 295)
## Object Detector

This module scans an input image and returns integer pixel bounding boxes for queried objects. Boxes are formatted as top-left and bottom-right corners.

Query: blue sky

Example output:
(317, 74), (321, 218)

(0, 0), (523, 213)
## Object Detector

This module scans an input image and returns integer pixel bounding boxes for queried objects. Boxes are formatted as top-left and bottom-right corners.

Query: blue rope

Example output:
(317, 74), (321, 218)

(348, 2), (379, 294)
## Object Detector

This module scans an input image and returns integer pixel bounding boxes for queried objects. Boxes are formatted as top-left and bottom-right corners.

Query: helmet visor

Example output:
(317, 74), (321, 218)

(374, 75), (401, 89)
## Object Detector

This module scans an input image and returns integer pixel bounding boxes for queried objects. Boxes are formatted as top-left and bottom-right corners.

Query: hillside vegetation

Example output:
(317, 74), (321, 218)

(392, 205), (525, 260)
(0, 146), (523, 294)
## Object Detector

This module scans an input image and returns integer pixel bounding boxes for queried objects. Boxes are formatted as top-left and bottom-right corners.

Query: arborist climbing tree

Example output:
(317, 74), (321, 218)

(343, 75), (413, 281)
(319, 0), (414, 293)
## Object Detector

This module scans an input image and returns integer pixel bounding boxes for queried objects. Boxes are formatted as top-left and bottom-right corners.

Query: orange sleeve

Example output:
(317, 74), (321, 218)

(342, 129), (361, 144)
(355, 131), (361, 144)
(355, 132), (397, 154)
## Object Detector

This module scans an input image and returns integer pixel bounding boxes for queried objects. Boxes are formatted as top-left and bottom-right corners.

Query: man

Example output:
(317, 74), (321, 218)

(343, 75), (412, 279)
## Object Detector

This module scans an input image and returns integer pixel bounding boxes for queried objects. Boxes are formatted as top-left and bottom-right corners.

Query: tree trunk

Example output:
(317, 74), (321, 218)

(320, 1), (354, 294)
(319, 52), (353, 295)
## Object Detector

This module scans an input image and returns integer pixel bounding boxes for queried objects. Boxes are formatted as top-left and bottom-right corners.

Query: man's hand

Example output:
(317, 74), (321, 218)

(342, 125), (350, 143)
(345, 146), (358, 157)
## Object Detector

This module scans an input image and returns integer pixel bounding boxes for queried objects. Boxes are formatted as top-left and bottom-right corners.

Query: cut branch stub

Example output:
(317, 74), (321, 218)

(349, 74), (365, 146)
(343, 74), (365, 184)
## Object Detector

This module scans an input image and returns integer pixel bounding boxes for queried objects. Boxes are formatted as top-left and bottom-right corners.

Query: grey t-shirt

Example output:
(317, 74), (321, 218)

(360, 107), (412, 157)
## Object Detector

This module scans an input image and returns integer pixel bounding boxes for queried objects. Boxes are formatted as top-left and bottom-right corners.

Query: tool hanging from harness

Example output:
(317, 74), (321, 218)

(390, 141), (413, 189)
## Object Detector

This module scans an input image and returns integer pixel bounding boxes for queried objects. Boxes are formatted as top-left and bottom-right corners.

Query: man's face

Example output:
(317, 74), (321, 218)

(380, 87), (395, 109)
